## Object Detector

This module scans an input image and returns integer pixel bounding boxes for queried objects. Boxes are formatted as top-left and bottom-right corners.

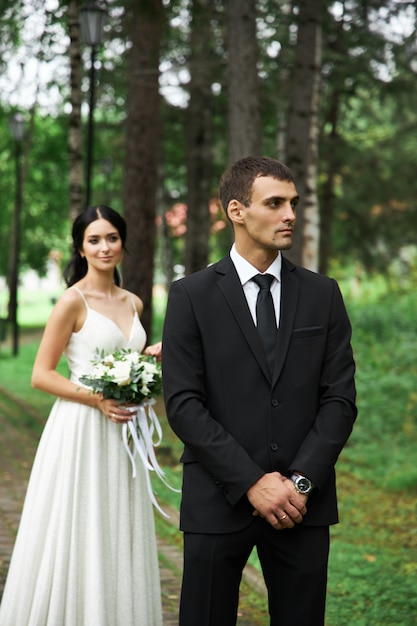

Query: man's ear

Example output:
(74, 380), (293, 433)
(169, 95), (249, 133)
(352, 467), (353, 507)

(227, 199), (245, 224)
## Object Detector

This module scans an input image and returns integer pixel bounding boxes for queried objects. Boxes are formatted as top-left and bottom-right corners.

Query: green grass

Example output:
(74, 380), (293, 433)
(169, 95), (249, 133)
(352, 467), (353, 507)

(326, 285), (417, 625)
(1, 280), (417, 625)
(0, 288), (58, 327)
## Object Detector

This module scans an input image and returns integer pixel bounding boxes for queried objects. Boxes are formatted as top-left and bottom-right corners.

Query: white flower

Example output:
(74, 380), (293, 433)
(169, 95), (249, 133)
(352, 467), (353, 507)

(102, 354), (115, 366)
(140, 383), (151, 395)
(110, 360), (132, 386)
(90, 363), (109, 379)
(127, 351), (140, 365)
(142, 363), (157, 382)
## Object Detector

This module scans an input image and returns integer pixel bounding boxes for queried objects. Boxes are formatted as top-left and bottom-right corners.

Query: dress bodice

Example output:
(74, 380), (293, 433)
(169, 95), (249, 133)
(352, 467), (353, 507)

(65, 292), (147, 383)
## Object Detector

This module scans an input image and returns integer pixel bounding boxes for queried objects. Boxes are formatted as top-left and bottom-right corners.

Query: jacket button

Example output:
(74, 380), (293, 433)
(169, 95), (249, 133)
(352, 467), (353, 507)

(270, 443), (279, 452)
(271, 399), (279, 407)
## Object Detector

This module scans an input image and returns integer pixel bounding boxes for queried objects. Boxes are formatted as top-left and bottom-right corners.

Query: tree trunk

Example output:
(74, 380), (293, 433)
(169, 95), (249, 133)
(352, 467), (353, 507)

(319, 17), (346, 275)
(319, 88), (340, 275)
(67, 0), (84, 221)
(227, 0), (261, 163)
(284, 0), (322, 271)
(184, 0), (215, 275)
(122, 0), (162, 340)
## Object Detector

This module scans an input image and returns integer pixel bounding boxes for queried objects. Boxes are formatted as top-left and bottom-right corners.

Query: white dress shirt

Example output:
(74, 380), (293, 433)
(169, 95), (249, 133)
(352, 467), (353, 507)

(229, 244), (282, 328)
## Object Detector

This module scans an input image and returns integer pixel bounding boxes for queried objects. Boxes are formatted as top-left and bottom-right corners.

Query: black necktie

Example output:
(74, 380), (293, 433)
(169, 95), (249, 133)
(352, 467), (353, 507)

(252, 274), (277, 374)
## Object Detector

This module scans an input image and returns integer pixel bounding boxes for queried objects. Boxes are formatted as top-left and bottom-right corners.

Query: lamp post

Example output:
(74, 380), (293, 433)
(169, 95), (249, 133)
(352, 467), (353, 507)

(80, 2), (107, 207)
(8, 112), (25, 357)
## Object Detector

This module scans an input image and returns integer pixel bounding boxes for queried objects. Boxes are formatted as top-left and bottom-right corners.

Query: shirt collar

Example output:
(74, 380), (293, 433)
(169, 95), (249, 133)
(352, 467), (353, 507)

(230, 244), (282, 286)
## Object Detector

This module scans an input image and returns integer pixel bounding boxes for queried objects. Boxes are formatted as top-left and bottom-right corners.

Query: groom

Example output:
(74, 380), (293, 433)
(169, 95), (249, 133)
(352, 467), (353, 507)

(162, 156), (357, 626)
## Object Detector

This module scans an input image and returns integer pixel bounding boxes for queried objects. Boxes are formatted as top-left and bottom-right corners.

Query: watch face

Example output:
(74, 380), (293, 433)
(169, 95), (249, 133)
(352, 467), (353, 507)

(296, 477), (311, 493)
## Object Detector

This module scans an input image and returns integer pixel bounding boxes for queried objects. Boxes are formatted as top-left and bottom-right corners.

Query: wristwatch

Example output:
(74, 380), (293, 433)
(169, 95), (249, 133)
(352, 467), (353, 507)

(290, 473), (313, 495)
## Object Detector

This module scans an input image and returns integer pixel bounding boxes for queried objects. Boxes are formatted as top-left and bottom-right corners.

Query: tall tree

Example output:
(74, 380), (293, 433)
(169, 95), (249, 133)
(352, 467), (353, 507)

(227, 0), (261, 163)
(284, 0), (322, 271)
(122, 0), (163, 338)
(318, 0), (417, 273)
(67, 0), (84, 221)
(184, 0), (215, 275)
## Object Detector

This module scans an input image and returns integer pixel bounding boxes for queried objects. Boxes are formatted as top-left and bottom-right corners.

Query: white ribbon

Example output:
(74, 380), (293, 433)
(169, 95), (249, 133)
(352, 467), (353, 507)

(121, 399), (179, 518)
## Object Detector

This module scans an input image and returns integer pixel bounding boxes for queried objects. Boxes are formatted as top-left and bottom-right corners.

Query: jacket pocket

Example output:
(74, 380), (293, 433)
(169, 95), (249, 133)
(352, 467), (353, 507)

(292, 326), (324, 338)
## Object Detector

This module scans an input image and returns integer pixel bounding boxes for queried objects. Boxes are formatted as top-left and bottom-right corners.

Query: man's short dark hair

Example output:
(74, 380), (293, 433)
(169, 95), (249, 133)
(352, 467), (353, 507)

(219, 156), (295, 212)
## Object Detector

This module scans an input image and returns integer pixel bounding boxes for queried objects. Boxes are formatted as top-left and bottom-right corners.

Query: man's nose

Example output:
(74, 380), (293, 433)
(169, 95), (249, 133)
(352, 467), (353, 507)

(283, 203), (296, 221)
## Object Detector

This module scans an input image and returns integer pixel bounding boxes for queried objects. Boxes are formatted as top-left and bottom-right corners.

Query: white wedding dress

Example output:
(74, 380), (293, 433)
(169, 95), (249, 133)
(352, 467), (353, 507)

(0, 291), (163, 626)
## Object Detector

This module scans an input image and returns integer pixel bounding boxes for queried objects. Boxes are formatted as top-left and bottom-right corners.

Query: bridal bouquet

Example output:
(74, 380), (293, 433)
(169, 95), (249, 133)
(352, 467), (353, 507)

(80, 349), (177, 517)
(79, 348), (162, 405)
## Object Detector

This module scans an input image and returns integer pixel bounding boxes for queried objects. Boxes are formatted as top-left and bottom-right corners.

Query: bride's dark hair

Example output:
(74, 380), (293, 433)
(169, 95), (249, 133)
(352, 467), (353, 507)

(63, 205), (127, 287)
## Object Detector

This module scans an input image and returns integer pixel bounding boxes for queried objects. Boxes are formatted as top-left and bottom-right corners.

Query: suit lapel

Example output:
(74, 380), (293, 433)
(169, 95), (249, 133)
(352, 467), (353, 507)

(272, 257), (299, 385)
(215, 257), (270, 378)
(214, 255), (300, 384)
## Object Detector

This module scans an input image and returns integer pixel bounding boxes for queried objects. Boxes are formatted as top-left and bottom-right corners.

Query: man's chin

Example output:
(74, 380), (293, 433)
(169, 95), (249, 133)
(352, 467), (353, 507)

(279, 239), (293, 251)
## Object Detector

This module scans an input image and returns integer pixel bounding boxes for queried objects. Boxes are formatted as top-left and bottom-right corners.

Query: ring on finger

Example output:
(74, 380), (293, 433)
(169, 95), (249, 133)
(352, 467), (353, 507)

(278, 514), (287, 521)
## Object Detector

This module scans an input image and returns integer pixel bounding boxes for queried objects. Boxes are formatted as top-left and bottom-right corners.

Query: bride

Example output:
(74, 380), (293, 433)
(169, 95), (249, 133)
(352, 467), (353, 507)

(0, 205), (163, 625)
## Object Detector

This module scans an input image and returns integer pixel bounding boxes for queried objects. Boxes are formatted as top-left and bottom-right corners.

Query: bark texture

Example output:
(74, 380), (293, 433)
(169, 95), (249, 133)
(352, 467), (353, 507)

(122, 0), (163, 338)
(227, 0), (261, 164)
(184, 0), (215, 275)
(67, 0), (84, 220)
(285, 0), (322, 271)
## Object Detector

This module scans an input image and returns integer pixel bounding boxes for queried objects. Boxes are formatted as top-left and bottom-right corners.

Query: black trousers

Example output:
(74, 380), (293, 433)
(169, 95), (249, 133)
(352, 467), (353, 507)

(179, 518), (330, 626)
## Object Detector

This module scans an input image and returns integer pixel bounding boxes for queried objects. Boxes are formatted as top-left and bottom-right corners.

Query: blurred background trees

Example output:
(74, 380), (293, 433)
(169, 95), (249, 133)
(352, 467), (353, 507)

(1, 0), (416, 337)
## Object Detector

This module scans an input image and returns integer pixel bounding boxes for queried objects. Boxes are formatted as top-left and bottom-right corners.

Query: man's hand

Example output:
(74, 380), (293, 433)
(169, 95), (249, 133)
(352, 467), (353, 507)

(246, 472), (307, 530)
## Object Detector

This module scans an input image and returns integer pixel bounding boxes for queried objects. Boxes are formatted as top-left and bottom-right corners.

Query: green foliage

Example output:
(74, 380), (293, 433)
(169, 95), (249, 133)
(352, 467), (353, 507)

(328, 278), (417, 624)
(319, 0), (417, 272)
(0, 0), (26, 54)
(343, 283), (417, 482)
(321, 84), (417, 271)
(0, 110), (72, 278)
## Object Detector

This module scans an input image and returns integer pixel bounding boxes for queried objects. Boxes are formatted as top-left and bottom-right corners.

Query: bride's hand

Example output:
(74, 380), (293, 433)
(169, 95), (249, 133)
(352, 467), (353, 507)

(99, 398), (134, 423)
(143, 341), (162, 361)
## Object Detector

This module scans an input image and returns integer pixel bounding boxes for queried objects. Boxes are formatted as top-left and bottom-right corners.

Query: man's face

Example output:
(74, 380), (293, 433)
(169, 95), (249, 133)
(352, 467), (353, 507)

(237, 175), (298, 252)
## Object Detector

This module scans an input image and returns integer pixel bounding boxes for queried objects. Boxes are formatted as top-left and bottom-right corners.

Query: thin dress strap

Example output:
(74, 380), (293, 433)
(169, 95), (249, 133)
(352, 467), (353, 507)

(73, 286), (89, 310)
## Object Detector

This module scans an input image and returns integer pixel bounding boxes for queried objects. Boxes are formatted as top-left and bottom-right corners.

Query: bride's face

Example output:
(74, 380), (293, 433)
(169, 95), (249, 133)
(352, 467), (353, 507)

(81, 218), (123, 270)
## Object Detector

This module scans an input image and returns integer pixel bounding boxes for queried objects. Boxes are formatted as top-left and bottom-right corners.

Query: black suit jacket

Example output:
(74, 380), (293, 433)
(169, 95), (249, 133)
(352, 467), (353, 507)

(162, 255), (357, 533)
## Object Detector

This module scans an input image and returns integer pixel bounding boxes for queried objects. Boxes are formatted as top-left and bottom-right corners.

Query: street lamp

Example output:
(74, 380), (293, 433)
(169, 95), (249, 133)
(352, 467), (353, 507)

(80, 2), (107, 207)
(8, 112), (25, 357)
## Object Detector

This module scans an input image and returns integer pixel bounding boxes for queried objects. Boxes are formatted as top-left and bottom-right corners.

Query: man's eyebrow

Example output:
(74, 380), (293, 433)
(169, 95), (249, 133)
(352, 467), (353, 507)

(264, 195), (299, 203)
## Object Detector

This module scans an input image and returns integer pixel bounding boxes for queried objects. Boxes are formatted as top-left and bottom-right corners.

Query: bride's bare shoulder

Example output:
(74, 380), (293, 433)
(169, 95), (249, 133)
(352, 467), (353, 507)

(47, 287), (86, 324)
(58, 286), (86, 307)
(121, 289), (144, 315)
